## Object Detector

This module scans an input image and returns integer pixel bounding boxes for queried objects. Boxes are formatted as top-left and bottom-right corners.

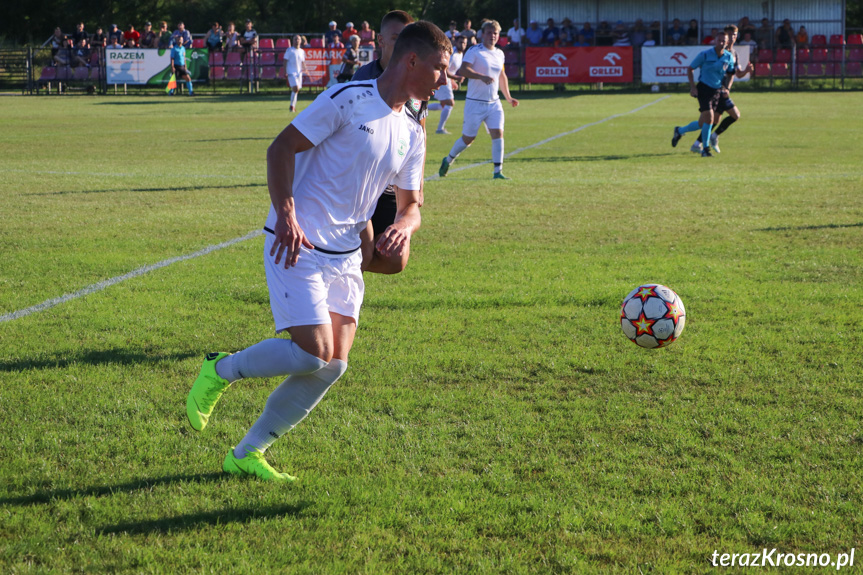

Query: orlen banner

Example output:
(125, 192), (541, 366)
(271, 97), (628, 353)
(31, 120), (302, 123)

(526, 47), (633, 83)
(105, 48), (208, 84)
(642, 45), (750, 83)
(304, 48), (346, 87)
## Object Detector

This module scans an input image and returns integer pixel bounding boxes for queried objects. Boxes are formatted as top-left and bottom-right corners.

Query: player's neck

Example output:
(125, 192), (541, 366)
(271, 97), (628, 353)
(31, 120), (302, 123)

(376, 68), (408, 113)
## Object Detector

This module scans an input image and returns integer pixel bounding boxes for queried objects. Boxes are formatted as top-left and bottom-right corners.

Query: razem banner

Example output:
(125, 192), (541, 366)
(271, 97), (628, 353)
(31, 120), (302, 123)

(303, 48), (346, 87)
(526, 47), (633, 83)
(105, 48), (209, 84)
(641, 45), (750, 83)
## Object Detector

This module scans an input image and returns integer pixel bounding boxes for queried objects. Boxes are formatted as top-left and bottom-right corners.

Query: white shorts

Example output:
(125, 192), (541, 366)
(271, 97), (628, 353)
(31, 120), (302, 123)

(287, 73), (302, 89)
(462, 99), (504, 137)
(435, 82), (454, 101)
(263, 235), (364, 332)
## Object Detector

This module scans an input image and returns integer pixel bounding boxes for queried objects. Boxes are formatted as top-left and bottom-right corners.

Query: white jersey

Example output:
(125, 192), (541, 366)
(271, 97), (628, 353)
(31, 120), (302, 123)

(462, 44), (505, 102)
(265, 79), (425, 252)
(284, 47), (305, 75)
(448, 50), (464, 77)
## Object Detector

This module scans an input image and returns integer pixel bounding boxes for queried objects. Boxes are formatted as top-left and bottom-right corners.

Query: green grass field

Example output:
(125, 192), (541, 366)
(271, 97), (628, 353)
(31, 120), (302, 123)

(1, 90), (862, 573)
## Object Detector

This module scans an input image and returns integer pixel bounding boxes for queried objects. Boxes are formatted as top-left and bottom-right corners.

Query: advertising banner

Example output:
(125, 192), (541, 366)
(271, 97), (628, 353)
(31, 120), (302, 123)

(641, 45), (750, 83)
(525, 47), (633, 83)
(303, 48), (346, 87)
(105, 48), (209, 84)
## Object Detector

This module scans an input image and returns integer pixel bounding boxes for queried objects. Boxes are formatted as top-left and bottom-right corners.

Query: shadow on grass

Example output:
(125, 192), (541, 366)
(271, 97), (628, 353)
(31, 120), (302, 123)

(30, 182), (264, 196)
(508, 153), (674, 163)
(97, 503), (309, 535)
(755, 222), (863, 232)
(0, 349), (198, 373)
(190, 137), (271, 143)
(0, 472), (225, 506)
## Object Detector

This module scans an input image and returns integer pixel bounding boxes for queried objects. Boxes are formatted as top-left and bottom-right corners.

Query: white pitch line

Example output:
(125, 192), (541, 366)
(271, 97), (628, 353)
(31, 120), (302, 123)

(1, 97), (668, 323)
(0, 230), (263, 323)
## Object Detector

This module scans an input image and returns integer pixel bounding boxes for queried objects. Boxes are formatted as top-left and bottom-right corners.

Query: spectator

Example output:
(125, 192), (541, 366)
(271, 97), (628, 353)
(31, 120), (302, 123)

(755, 18), (772, 50)
(596, 20), (613, 46)
(559, 18), (576, 46)
(223, 22), (240, 52)
(579, 22), (595, 45)
(91, 27), (107, 48)
(72, 38), (90, 67)
(123, 37), (136, 48)
(649, 20), (662, 45)
(49, 27), (66, 57)
(461, 19), (476, 42)
(108, 24), (123, 44)
(338, 35), (360, 82)
(573, 33), (590, 47)
(342, 22), (358, 43)
(324, 21), (341, 46)
(666, 18), (685, 45)
(157, 21), (172, 49)
(796, 25), (808, 48)
(612, 21), (631, 46)
(53, 38), (71, 66)
(685, 19), (699, 45)
(445, 21), (459, 42)
(107, 36), (123, 50)
(703, 28), (718, 45)
(124, 25), (140, 47)
(507, 18), (525, 47)
(358, 21), (375, 45)
(775, 18), (794, 50)
(630, 19), (647, 48)
(240, 19), (258, 54)
(738, 31), (758, 61)
(739, 16), (756, 37)
(525, 20), (543, 46)
(541, 18), (559, 46)
(172, 22), (192, 49)
(205, 22), (223, 51)
(71, 22), (88, 44)
(140, 22), (157, 48)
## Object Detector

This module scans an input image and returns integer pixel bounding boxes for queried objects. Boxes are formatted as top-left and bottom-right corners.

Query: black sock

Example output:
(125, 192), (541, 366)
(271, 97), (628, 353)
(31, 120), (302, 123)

(715, 116), (737, 136)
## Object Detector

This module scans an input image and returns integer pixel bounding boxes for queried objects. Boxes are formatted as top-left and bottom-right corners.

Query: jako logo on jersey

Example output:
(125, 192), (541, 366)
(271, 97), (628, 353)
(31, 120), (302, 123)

(358, 124), (375, 134)
(604, 53), (621, 65)
(397, 138), (408, 157)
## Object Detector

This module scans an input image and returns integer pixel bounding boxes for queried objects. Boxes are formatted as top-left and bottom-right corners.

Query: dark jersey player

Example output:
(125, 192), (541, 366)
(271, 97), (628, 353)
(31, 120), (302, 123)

(352, 10), (428, 274)
(691, 24), (753, 154)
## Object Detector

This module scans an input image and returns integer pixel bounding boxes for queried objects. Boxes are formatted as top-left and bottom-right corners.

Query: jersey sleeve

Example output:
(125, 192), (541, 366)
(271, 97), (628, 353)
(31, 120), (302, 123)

(290, 89), (347, 146)
(393, 129), (425, 191)
(689, 51), (705, 69)
(462, 46), (478, 66)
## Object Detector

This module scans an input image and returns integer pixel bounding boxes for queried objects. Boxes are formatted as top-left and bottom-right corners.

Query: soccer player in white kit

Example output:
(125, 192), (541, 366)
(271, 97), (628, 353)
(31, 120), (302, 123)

(283, 34), (307, 112)
(185, 22), (451, 481)
(433, 34), (467, 134)
(438, 19), (519, 180)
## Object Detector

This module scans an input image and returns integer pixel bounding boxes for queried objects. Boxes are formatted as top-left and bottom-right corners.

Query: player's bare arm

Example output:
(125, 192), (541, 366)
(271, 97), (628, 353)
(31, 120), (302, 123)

(266, 124), (315, 268)
(457, 62), (493, 85)
(687, 68), (697, 97)
(376, 186), (421, 258)
(499, 70), (519, 107)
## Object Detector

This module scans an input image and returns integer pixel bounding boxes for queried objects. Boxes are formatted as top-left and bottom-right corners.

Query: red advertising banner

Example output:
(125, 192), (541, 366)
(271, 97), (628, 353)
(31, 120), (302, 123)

(526, 47), (633, 83)
(304, 48), (345, 87)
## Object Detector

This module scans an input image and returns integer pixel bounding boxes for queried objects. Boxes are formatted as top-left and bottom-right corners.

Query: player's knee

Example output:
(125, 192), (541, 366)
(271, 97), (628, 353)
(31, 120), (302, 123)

(462, 135), (475, 145)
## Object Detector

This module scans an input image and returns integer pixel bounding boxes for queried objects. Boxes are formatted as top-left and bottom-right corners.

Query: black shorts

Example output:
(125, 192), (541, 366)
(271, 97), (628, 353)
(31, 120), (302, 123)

(696, 82), (721, 112)
(717, 92), (736, 111)
(370, 192), (397, 237)
(173, 65), (189, 78)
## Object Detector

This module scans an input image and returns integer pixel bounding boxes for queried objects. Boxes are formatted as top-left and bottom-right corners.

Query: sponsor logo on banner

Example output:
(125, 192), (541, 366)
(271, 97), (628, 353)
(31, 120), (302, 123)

(642, 46), (750, 83)
(537, 53), (569, 77)
(526, 47), (632, 83)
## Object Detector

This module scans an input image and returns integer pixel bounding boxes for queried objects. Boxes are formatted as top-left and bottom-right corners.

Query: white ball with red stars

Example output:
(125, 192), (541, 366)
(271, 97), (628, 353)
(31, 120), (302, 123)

(620, 284), (686, 348)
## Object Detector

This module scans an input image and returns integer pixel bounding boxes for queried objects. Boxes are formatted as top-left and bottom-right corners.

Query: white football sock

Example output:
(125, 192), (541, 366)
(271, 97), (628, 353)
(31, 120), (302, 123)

(427, 102), (442, 111)
(234, 359), (348, 457)
(215, 338), (327, 383)
(447, 138), (470, 162)
(438, 106), (453, 131)
(492, 138), (504, 173)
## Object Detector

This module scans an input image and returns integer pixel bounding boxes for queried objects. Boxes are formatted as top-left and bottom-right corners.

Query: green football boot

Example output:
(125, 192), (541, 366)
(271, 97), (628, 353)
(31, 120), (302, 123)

(223, 448), (297, 482)
(493, 172), (510, 180)
(438, 156), (451, 177)
(186, 352), (231, 431)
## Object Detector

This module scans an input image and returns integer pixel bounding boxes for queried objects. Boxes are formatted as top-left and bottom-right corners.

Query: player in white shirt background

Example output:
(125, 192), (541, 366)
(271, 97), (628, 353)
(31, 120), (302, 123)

(438, 19), (519, 180)
(185, 22), (451, 482)
(283, 34), (308, 112)
(431, 34), (467, 135)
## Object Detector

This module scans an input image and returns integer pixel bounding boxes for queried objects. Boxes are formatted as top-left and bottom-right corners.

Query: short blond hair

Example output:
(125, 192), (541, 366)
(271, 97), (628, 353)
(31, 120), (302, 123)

(481, 20), (501, 33)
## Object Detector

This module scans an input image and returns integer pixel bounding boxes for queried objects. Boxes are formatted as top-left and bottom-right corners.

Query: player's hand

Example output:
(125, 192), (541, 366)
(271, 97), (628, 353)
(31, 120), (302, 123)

(375, 223), (411, 258)
(690, 86), (698, 98)
(745, 62), (754, 74)
(417, 188), (424, 208)
(481, 75), (494, 85)
(509, 98), (519, 108)
(270, 213), (313, 268)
